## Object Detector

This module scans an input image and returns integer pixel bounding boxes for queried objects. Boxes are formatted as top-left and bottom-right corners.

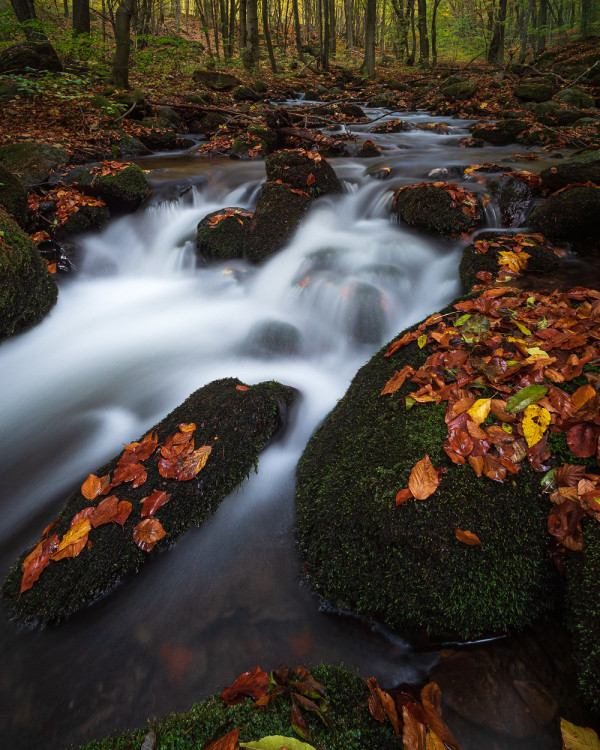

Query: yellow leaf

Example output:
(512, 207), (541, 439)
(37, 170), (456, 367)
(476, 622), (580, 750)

(522, 404), (551, 447)
(425, 729), (447, 750)
(498, 250), (530, 273)
(418, 333), (427, 349)
(561, 718), (600, 750)
(514, 321), (532, 336)
(51, 518), (91, 561)
(467, 398), (491, 425)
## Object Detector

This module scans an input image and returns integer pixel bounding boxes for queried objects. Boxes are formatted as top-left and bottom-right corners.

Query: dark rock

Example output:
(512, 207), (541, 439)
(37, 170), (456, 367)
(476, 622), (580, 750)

(113, 133), (152, 159)
(59, 203), (110, 235)
(0, 41), (62, 74)
(0, 207), (58, 342)
(0, 142), (69, 186)
(339, 104), (366, 118)
(244, 320), (302, 357)
(539, 148), (600, 191)
(112, 89), (147, 118)
(185, 92), (215, 105)
(358, 140), (382, 158)
(233, 85), (259, 101)
(345, 282), (387, 344)
(196, 207), (252, 262)
(488, 174), (534, 227)
(513, 80), (554, 102)
(192, 69), (241, 91)
(556, 86), (595, 109)
(528, 186), (600, 240)
(392, 183), (484, 239)
(157, 105), (181, 125)
(471, 120), (529, 146)
(245, 181), (312, 263)
(0, 164), (28, 226)
(252, 80), (268, 93)
(442, 81), (477, 101)
(265, 150), (343, 198)
(1, 378), (295, 625)
(61, 162), (149, 212)
(200, 112), (229, 132)
(137, 119), (179, 150)
(371, 119), (405, 133)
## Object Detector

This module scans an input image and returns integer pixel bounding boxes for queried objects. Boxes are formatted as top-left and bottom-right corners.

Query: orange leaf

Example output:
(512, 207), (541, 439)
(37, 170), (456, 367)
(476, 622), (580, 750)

(176, 445), (212, 481)
(114, 500), (132, 526)
(381, 366), (415, 395)
(236, 385), (249, 391)
(408, 455), (440, 500)
(133, 518), (166, 552)
(402, 704), (426, 750)
(366, 677), (400, 736)
(91, 496), (119, 528)
(20, 535), (59, 594)
(81, 473), (110, 500)
(140, 490), (171, 517)
(52, 518), (91, 561)
(306, 173), (316, 186)
(396, 488), (413, 506)
(221, 666), (269, 705)
(572, 384), (597, 412)
(202, 728), (240, 750)
(455, 528), (482, 546)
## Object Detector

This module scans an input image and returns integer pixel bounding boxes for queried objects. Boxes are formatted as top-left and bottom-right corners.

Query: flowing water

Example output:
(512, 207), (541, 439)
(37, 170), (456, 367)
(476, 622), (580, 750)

(0, 109), (574, 749)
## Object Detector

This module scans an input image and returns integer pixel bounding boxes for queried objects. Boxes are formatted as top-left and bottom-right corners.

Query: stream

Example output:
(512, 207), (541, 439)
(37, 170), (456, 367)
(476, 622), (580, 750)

(0, 108), (575, 749)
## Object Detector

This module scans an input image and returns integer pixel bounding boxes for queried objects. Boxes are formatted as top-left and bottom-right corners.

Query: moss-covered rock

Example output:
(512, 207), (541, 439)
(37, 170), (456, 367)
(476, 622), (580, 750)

(294, 298), (559, 643)
(488, 174), (534, 227)
(191, 69), (241, 91)
(566, 521), (600, 713)
(0, 164), (27, 226)
(358, 140), (382, 158)
(90, 95), (125, 120)
(112, 133), (152, 159)
(471, 120), (529, 146)
(392, 183), (484, 239)
(371, 119), (405, 133)
(59, 202), (110, 235)
(528, 186), (600, 240)
(233, 84), (259, 101)
(62, 162), (149, 212)
(79, 665), (399, 750)
(265, 150), (343, 198)
(0, 207), (58, 342)
(196, 207), (252, 262)
(513, 81), (554, 102)
(136, 118), (179, 150)
(442, 81), (477, 101)
(539, 148), (600, 191)
(1, 378), (295, 625)
(0, 41), (62, 74)
(339, 103), (367, 118)
(245, 181), (312, 263)
(0, 142), (69, 186)
(556, 86), (595, 109)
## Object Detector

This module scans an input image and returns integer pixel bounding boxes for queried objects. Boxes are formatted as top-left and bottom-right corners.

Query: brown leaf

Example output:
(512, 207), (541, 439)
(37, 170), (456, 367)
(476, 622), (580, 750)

(306, 173), (316, 186)
(402, 704), (426, 750)
(201, 728), (240, 750)
(366, 677), (400, 736)
(52, 518), (91, 561)
(396, 488), (414, 506)
(291, 696), (311, 740)
(20, 535), (59, 594)
(455, 529), (482, 546)
(567, 423), (599, 458)
(133, 518), (166, 552)
(408, 455), (440, 500)
(71, 506), (95, 525)
(91, 495), (119, 528)
(81, 473), (110, 500)
(556, 464), (586, 487)
(572, 384), (597, 412)
(221, 666), (269, 705)
(176, 444), (212, 481)
(113, 500), (132, 526)
(381, 366), (415, 395)
(141, 490), (171, 517)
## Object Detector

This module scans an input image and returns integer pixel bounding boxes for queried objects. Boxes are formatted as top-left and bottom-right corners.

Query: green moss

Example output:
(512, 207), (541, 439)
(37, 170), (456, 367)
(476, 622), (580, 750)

(442, 81), (477, 101)
(0, 207), (58, 342)
(295, 297), (560, 643)
(0, 163), (27, 226)
(566, 521), (600, 712)
(80, 665), (398, 750)
(471, 120), (529, 146)
(90, 95), (125, 119)
(137, 119), (178, 150)
(196, 207), (252, 261)
(459, 241), (560, 292)
(513, 82), (554, 102)
(0, 142), (69, 186)
(64, 163), (149, 212)
(540, 148), (600, 191)
(392, 185), (484, 239)
(528, 186), (600, 240)
(2, 378), (295, 625)
(265, 150), (342, 198)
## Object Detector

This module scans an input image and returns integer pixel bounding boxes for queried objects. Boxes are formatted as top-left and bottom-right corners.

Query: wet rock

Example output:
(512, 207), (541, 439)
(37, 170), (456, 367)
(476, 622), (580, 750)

(556, 86), (595, 109)
(245, 181), (312, 263)
(192, 69), (241, 91)
(392, 183), (484, 239)
(471, 120), (529, 146)
(358, 140), (382, 158)
(514, 80), (554, 102)
(345, 282), (386, 344)
(339, 104), (366, 119)
(244, 320), (302, 357)
(0, 207), (58, 342)
(442, 80), (477, 101)
(0, 164), (28, 227)
(59, 203), (110, 235)
(528, 186), (600, 240)
(196, 207), (252, 262)
(137, 119), (179, 150)
(488, 174), (534, 227)
(113, 133), (152, 159)
(371, 119), (405, 134)
(61, 162), (149, 212)
(1, 378), (296, 625)
(0, 41), (62, 74)
(252, 80), (268, 93)
(233, 85), (260, 101)
(539, 148), (600, 191)
(0, 142), (69, 186)
(265, 149), (343, 198)
(294, 292), (558, 643)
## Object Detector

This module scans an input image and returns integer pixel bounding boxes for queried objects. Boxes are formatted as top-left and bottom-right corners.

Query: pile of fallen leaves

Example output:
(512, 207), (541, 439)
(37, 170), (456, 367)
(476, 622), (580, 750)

(19, 423), (212, 596)
(27, 186), (106, 227)
(470, 232), (562, 285)
(382, 286), (600, 556)
(394, 181), (481, 219)
(208, 207), (253, 228)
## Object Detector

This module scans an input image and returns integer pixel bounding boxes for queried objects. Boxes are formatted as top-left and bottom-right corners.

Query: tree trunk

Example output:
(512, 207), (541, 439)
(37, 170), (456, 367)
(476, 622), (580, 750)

(362, 0), (376, 76)
(244, 0), (259, 69)
(9, 0), (48, 41)
(240, 0), (247, 49)
(262, 0), (278, 72)
(417, 0), (428, 64)
(328, 0), (335, 56)
(322, 0), (330, 69)
(408, 0), (416, 65)
(344, 0), (353, 51)
(431, 0), (441, 67)
(292, 0), (303, 58)
(488, 0), (507, 62)
(112, 0), (133, 89)
(72, 0), (90, 35)
(226, 0), (235, 56)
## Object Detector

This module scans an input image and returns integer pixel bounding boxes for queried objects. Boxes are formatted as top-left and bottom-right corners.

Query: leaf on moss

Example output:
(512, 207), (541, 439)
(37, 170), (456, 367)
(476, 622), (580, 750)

(133, 518), (166, 552)
(408, 455), (440, 500)
(455, 529), (482, 546)
(51, 518), (91, 561)
(221, 666), (269, 705)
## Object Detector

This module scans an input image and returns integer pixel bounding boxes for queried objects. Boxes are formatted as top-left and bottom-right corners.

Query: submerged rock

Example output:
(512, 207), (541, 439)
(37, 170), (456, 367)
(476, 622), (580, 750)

(392, 182), (484, 238)
(528, 186), (600, 240)
(0, 142), (69, 186)
(244, 320), (302, 357)
(1, 378), (296, 625)
(0, 207), (58, 342)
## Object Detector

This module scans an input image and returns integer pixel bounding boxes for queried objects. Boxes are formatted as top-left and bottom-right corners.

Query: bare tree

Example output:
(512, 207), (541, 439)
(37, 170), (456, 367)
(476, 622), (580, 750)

(362, 0), (377, 76)
(112, 0), (134, 88)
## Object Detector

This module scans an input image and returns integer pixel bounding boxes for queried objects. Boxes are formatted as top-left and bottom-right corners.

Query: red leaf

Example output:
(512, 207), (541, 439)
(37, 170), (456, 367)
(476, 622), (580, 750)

(236, 385), (249, 391)
(396, 488), (413, 506)
(91, 495), (119, 528)
(113, 500), (132, 526)
(133, 518), (166, 552)
(81, 473), (110, 500)
(567, 423), (599, 458)
(306, 173), (316, 186)
(221, 666), (269, 705)
(140, 490), (171, 517)
(20, 535), (60, 594)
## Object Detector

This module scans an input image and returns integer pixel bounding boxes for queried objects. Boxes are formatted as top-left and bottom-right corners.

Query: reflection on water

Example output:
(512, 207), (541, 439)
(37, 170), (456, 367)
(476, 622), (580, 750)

(0, 111), (586, 749)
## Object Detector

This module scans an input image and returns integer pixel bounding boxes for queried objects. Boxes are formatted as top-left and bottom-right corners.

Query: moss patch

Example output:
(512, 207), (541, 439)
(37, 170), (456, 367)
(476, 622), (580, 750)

(0, 207), (58, 342)
(196, 207), (252, 262)
(540, 148), (600, 191)
(63, 162), (149, 212)
(0, 163), (27, 226)
(0, 142), (69, 186)
(528, 186), (600, 240)
(2, 378), (295, 625)
(265, 150), (342, 198)
(392, 184), (484, 239)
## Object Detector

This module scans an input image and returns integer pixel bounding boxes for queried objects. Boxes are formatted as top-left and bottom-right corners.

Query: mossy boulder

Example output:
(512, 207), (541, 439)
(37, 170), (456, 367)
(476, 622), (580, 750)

(294, 298), (558, 643)
(0, 142), (69, 186)
(265, 150), (343, 198)
(90, 94), (125, 120)
(442, 80), (477, 101)
(0, 41), (62, 74)
(0, 164), (27, 226)
(1, 378), (295, 626)
(245, 181), (312, 263)
(112, 133), (152, 159)
(59, 202), (110, 235)
(156, 105), (181, 125)
(471, 120), (529, 145)
(136, 119), (178, 150)
(371, 119), (405, 133)
(200, 111), (229, 132)
(196, 207), (252, 262)
(556, 86), (595, 109)
(192, 69), (241, 91)
(566, 521), (600, 712)
(0, 207), (58, 342)
(533, 101), (587, 126)
(339, 103), (366, 118)
(528, 186), (600, 240)
(539, 148), (600, 191)
(62, 162), (149, 212)
(358, 140), (382, 158)
(233, 84), (259, 101)
(513, 81), (554, 102)
(488, 174), (534, 227)
(79, 665), (399, 750)
(392, 183), (484, 239)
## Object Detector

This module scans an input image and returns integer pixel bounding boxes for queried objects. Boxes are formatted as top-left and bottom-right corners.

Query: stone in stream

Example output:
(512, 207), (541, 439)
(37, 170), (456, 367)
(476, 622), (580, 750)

(243, 320), (302, 358)
(0, 208), (58, 342)
(196, 207), (253, 262)
(471, 120), (529, 146)
(538, 147), (600, 191)
(1, 378), (296, 625)
(488, 174), (535, 227)
(0, 142), (69, 186)
(513, 79), (555, 103)
(294, 291), (560, 644)
(528, 185), (600, 241)
(264, 149), (343, 198)
(357, 140), (382, 158)
(57, 161), (150, 212)
(391, 182), (484, 239)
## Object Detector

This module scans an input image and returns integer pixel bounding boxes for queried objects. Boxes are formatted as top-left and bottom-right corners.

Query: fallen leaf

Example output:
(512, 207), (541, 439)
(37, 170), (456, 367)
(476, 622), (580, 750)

(506, 385), (547, 413)
(239, 737), (316, 750)
(81, 473), (110, 500)
(455, 529), (482, 546)
(133, 518), (166, 552)
(202, 728), (240, 750)
(52, 518), (91, 561)
(113, 500), (132, 526)
(396, 488), (414, 506)
(221, 666), (269, 705)
(467, 398), (491, 425)
(403, 704), (426, 750)
(366, 677), (400, 735)
(381, 366), (415, 395)
(522, 404), (551, 447)
(408, 455), (440, 500)
(236, 385), (249, 391)
(140, 490), (171, 517)
(560, 717), (600, 750)
(20, 535), (59, 594)
(177, 444), (212, 481)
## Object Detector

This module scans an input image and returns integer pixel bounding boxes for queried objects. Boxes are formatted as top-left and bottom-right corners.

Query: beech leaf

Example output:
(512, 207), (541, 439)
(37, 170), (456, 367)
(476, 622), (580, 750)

(408, 455), (440, 500)
(20, 535), (59, 594)
(133, 518), (166, 552)
(467, 398), (491, 425)
(91, 495), (119, 528)
(560, 718), (600, 750)
(522, 404), (551, 447)
(202, 728), (240, 750)
(455, 529), (482, 546)
(140, 490), (171, 518)
(505, 385), (547, 413)
(51, 518), (91, 561)
(221, 666), (269, 705)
